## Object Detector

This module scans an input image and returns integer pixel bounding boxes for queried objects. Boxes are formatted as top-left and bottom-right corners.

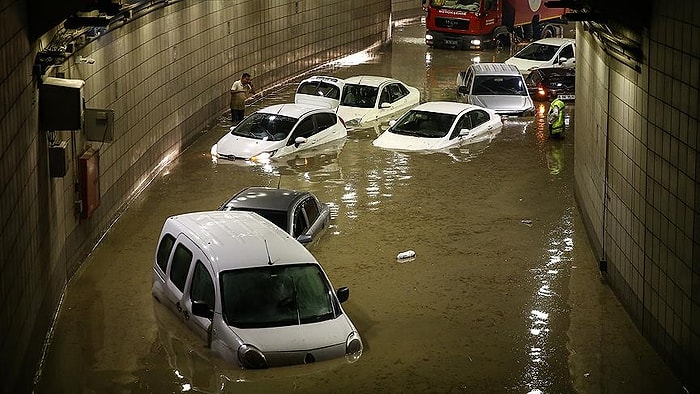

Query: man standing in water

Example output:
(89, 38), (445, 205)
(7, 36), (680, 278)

(230, 72), (256, 124)
(547, 94), (566, 138)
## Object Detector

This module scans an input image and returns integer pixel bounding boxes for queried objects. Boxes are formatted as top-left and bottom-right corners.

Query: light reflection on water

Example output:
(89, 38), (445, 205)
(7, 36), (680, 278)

(523, 208), (575, 394)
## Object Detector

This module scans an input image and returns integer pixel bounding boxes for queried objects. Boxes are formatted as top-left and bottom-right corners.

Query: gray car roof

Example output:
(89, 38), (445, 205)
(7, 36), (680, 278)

(469, 62), (522, 76)
(219, 187), (310, 212)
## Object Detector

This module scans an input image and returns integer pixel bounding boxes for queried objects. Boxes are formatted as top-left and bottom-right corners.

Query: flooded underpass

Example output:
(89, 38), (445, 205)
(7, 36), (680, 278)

(35, 21), (684, 393)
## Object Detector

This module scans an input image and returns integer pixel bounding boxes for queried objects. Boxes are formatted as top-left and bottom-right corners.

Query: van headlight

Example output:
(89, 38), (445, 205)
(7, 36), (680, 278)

(345, 331), (363, 363)
(238, 344), (268, 369)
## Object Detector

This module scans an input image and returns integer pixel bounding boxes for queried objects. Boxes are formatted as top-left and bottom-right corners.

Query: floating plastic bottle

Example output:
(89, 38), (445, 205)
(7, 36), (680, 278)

(396, 250), (416, 260)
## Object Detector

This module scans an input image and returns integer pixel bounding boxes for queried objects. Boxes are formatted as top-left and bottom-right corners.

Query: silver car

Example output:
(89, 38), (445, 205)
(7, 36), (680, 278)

(218, 186), (331, 246)
(457, 62), (534, 116)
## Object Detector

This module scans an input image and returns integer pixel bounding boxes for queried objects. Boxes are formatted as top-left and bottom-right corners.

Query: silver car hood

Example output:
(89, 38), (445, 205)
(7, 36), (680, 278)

(470, 95), (533, 114)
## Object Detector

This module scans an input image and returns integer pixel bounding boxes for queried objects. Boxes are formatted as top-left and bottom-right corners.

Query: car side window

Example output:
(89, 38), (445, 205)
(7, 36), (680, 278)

(190, 260), (215, 308)
(451, 114), (472, 139)
(388, 84), (405, 102)
(313, 113), (337, 132)
(559, 44), (574, 61)
(156, 233), (176, 273)
(379, 87), (391, 105)
(526, 71), (540, 86)
(288, 117), (315, 145)
(465, 68), (474, 93)
(469, 109), (490, 128)
(170, 243), (193, 292)
(292, 205), (309, 238)
(302, 197), (320, 225)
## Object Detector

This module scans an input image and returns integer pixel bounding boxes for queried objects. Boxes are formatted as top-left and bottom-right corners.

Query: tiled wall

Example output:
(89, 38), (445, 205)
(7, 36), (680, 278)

(1, 1), (397, 391)
(574, 0), (700, 388)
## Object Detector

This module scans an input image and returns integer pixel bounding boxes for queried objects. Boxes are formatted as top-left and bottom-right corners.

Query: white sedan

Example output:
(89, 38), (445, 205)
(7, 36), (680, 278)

(211, 104), (347, 163)
(504, 37), (576, 76)
(337, 76), (420, 128)
(372, 101), (502, 151)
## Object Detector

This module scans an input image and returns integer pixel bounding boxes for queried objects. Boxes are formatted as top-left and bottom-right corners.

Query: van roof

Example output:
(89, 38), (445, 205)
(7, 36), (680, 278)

(468, 62), (521, 76)
(165, 211), (316, 271)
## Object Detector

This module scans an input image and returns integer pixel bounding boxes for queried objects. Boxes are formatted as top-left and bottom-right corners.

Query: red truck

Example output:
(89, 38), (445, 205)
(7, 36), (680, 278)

(422, 0), (567, 50)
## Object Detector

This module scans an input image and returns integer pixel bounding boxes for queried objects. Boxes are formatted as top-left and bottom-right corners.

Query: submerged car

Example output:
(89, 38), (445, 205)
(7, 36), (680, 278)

(457, 62), (534, 116)
(294, 76), (345, 109)
(218, 186), (331, 246)
(504, 37), (576, 76)
(152, 210), (362, 369)
(211, 104), (347, 162)
(337, 75), (420, 127)
(372, 101), (502, 151)
(524, 66), (576, 101)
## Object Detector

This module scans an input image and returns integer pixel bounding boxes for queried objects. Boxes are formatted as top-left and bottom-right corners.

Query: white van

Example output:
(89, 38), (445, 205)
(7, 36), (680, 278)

(152, 210), (362, 369)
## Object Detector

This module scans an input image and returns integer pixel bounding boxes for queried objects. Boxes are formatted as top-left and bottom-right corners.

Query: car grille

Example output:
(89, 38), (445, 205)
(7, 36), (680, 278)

(218, 154), (240, 161)
(435, 17), (469, 31)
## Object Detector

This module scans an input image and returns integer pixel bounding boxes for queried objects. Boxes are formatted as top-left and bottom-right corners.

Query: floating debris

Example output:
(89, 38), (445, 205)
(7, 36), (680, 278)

(521, 219), (533, 227)
(397, 250), (416, 261)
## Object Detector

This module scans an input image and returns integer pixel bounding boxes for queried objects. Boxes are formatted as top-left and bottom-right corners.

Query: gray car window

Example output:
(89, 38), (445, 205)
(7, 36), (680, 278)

(302, 197), (320, 225)
(170, 243), (193, 292)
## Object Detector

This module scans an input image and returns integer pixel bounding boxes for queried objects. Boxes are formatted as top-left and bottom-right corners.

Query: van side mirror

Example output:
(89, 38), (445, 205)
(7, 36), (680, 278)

(380, 102), (392, 109)
(459, 128), (470, 136)
(336, 287), (350, 303)
(457, 85), (469, 95)
(192, 300), (214, 319)
(558, 57), (567, 65)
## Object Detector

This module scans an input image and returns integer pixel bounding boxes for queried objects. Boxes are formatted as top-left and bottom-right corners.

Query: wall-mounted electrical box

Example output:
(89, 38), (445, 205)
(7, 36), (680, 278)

(48, 140), (69, 178)
(40, 77), (85, 131)
(84, 108), (115, 142)
(78, 148), (100, 219)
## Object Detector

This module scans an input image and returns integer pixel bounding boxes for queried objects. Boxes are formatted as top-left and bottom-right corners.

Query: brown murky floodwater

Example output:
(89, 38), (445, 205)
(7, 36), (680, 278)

(35, 21), (684, 393)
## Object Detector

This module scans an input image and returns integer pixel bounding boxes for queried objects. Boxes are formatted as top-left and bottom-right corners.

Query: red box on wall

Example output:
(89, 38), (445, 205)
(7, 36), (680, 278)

(78, 148), (100, 219)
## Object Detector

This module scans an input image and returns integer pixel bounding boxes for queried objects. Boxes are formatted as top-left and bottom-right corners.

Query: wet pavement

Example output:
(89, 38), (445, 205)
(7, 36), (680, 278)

(34, 21), (685, 393)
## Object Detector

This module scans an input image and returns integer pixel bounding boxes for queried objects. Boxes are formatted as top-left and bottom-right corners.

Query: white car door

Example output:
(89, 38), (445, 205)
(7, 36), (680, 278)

(182, 259), (216, 343)
(163, 234), (197, 321)
(460, 109), (496, 142)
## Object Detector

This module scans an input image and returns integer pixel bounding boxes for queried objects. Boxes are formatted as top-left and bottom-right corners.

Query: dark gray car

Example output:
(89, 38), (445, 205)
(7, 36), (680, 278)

(218, 187), (331, 246)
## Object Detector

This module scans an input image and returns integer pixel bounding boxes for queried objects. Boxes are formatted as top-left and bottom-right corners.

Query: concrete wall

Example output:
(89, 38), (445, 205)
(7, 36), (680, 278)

(0, 1), (398, 391)
(574, 0), (700, 388)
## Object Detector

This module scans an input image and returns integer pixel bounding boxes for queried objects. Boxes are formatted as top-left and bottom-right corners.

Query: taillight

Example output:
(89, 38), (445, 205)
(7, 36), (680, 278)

(537, 83), (545, 97)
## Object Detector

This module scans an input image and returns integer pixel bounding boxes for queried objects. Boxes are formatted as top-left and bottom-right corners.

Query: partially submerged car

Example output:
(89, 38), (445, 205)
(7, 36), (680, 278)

(152, 210), (362, 369)
(337, 75), (420, 127)
(524, 66), (575, 101)
(372, 101), (502, 151)
(218, 186), (331, 246)
(457, 62), (534, 116)
(504, 37), (576, 76)
(294, 76), (345, 109)
(211, 104), (347, 163)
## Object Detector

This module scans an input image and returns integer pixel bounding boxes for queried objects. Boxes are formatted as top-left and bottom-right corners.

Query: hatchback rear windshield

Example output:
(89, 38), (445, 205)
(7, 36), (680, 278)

(231, 113), (297, 141)
(220, 264), (341, 328)
(297, 81), (341, 99)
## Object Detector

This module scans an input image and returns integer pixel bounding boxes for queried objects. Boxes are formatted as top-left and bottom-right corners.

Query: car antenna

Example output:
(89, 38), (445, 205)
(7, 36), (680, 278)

(276, 175), (282, 189)
(264, 239), (274, 265)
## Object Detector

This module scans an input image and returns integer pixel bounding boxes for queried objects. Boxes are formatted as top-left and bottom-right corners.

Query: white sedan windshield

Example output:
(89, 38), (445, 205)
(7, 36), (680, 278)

(390, 110), (457, 138)
(220, 264), (340, 328)
(231, 113), (297, 141)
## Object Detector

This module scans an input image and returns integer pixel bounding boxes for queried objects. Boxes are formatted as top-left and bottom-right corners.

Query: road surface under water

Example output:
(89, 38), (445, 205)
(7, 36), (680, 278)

(35, 21), (684, 394)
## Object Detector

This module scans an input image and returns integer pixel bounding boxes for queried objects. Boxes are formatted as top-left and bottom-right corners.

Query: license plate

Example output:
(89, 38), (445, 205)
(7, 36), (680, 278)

(444, 39), (458, 46)
(559, 95), (575, 100)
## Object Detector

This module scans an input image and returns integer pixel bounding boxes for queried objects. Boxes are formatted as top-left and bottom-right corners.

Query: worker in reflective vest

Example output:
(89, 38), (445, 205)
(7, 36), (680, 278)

(547, 96), (566, 138)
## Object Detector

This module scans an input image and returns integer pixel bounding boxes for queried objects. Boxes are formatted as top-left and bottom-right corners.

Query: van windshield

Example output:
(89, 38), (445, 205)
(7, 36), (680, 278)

(472, 76), (528, 96)
(220, 264), (340, 328)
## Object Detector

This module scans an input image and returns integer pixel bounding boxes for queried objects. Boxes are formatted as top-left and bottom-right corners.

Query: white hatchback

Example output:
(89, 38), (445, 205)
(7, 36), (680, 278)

(373, 101), (502, 151)
(294, 76), (345, 109)
(337, 76), (420, 128)
(152, 210), (363, 369)
(504, 38), (576, 76)
(211, 104), (347, 163)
